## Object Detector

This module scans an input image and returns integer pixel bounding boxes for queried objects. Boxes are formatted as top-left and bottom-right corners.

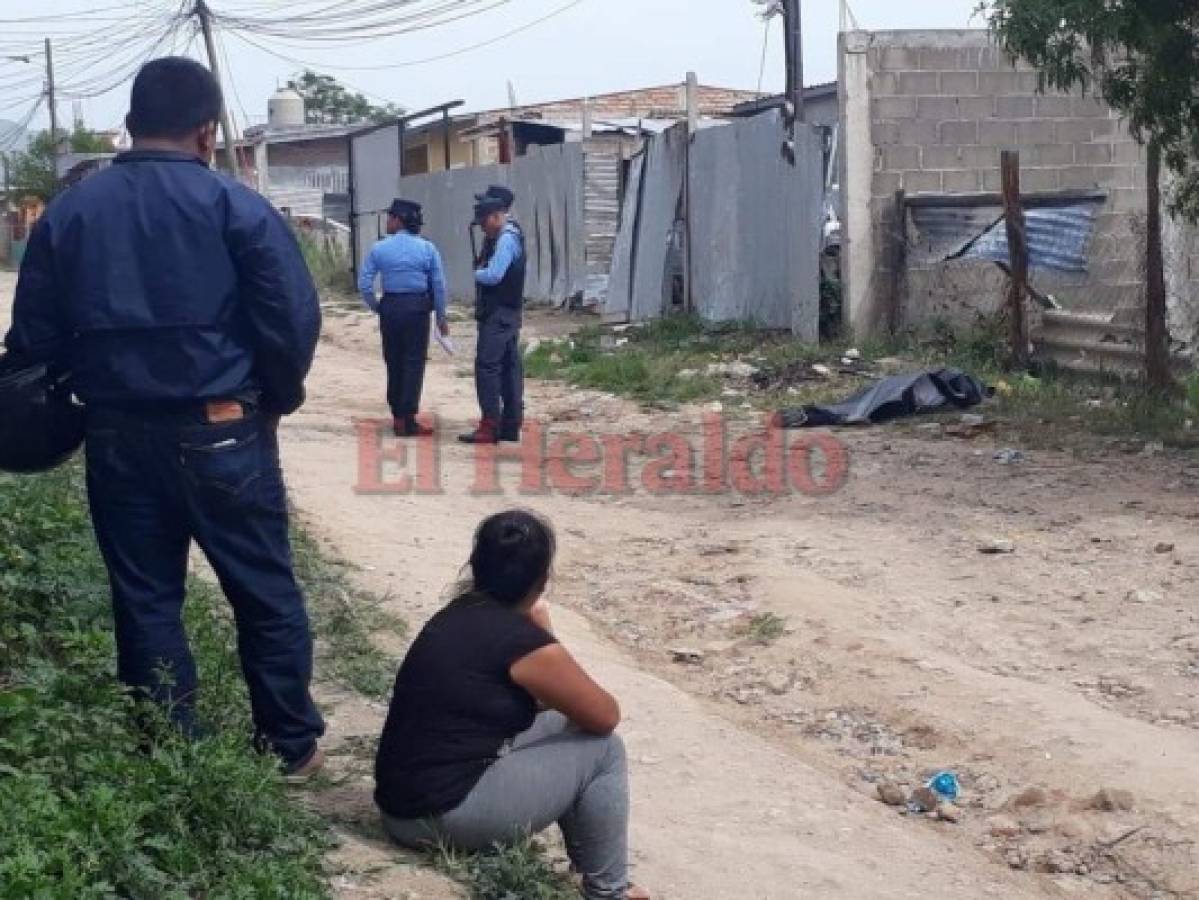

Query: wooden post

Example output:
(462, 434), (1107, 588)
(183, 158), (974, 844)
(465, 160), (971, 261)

(581, 97), (593, 140)
(441, 107), (452, 171)
(1000, 150), (1030, 369)
(887, 189), (906, 335)
(1145, 141), (1172, 390)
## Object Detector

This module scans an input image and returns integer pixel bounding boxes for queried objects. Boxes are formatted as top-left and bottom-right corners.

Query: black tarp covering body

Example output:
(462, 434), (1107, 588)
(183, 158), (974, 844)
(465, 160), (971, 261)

(778, 368), (990, 428)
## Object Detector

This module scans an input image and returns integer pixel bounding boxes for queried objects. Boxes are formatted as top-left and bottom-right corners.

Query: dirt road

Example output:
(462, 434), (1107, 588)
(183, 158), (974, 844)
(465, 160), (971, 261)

(3, 267), (1196, 897)
(282, 303), (1198, 898)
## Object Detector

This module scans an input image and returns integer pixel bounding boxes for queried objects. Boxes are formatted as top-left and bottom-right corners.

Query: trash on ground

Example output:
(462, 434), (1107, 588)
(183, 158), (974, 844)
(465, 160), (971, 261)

(927, 771), (960, 802)
(978, 539), (1016, 555)
(993, 448), (1026, 464)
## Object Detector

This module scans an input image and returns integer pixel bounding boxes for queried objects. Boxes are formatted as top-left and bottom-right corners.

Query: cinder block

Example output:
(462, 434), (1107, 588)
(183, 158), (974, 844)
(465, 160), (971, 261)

(920, 47), (977, 71)
(874, 96), (918, 120)
(1098, 165), (1140, 189)
(943, 170), (981, 193)
(1030, 144), (1074, 166)
(1034, 95), (1073, 117)
(1017, 120), (1056, 145)
(1090, 119), (1119, 139)
(1059, 166), (1101, 189)
(958, 97), (997, 119)
(878, 47), (919, 70)
(899, 119), (941, 146)
(900, 170), (943, 193)
(917, 96), (961, 120)
(1113, 141), (1146, 165)
(940, 121), (979, 145)
(1020, 168), (1061, 192)
(960, 145), (1001, 168)
(940, 71), (979, 94)
(874, 121), (902, 146)
(898, 71), (940, 95)
(982, 170), (1003, 192)
(1106, 187), (1147, 213)
(1056, 120), (1095, 143)
(1073, 96), (1109, 118)
(885, 145), (921, 170)
(873, 171), (903, 197)
(921, 145), (966, 169)
(979, 121), (1018, 146)
(1076, 143), (1114, 165)
(978, 70), (1040, 96)
(872, 72), (901, 97)
(995, 97), (1035, 119)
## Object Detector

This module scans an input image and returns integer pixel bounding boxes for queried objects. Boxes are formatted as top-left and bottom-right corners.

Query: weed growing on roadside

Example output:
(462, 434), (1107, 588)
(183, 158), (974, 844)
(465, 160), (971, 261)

(0, 466), (329, 898)
(740, 612), (788, 645)
(435, 836), (577, 900)
(290, 527), (405, 699)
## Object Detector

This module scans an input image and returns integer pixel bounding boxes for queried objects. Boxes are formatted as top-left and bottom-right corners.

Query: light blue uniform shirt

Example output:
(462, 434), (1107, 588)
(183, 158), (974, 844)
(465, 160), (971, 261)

(359, 232), (448, 321)
(475, 224), (524, 286)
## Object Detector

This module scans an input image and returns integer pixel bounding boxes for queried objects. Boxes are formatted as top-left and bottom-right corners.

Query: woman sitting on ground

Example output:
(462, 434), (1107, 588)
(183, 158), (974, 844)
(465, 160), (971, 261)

(374, 509), (649, 900)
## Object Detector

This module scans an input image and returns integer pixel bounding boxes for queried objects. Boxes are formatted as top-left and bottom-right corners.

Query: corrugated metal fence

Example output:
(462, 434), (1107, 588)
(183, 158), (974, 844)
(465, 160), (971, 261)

(349, 121), (586, 304)
(603, 111), (825, 337)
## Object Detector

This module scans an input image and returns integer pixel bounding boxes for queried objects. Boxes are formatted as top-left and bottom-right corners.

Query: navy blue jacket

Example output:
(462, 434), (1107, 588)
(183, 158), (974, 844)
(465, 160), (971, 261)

(5, 150), (320, 415)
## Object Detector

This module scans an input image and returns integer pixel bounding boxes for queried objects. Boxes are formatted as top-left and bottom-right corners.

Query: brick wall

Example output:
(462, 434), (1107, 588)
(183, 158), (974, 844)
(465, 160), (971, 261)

(268, 137), (349, 169)
(841, 30), (1149, 337)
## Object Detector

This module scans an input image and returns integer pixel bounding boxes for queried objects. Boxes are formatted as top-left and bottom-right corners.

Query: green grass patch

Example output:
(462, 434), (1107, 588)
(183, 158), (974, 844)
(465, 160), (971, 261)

(290, 527), (405, 700)
(0, 466), (330, 899)
(738, 612), (788, 645)
(296, 229), (355, 298)
(527, 312), (1199, 449)
(435, 836), (577, 900)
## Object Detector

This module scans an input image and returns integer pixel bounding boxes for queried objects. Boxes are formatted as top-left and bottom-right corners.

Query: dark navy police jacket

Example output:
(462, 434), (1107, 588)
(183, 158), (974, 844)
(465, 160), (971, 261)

(5, 150), (320, 415)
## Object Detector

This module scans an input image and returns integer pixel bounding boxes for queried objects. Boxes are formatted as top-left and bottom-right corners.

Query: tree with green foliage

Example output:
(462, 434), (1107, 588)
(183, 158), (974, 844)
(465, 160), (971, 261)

(8, 125), (113, 201)
(982, 0), (1199, 389)
(287, 70), (403, 126)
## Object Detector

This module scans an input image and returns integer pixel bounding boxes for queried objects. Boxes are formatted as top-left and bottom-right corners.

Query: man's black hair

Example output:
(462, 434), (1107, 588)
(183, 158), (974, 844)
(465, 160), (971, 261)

(127, 57), (223, 140)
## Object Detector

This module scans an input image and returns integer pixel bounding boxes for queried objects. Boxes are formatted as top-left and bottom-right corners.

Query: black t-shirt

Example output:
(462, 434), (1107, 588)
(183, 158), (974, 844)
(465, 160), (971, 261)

(374, 595), (557, 819)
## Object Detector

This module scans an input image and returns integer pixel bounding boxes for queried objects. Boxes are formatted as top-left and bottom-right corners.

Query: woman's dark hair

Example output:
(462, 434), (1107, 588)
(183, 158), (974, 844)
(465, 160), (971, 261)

(461, 509), (556, 607)
(127, 57), (223, 140)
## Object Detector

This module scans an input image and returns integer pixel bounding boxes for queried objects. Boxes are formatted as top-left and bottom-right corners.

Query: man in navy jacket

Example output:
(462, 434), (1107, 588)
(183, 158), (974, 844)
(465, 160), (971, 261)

(5, 57), (326, 776)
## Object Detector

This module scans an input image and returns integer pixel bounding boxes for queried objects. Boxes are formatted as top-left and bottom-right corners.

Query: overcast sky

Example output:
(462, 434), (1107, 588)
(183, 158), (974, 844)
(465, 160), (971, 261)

(3, 0), (983, 135)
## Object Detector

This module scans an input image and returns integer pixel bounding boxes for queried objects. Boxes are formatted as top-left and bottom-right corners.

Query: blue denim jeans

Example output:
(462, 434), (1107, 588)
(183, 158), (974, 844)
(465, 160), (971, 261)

(84, 405), (325, 767)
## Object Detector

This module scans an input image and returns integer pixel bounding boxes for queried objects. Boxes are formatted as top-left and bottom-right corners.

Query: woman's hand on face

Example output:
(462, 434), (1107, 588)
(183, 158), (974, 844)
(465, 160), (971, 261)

(527, 600), (553, 635)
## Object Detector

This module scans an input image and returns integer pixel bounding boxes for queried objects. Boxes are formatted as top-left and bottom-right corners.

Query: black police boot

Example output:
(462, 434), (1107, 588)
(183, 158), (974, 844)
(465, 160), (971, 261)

(499, 422), (522, 443)
(458, 418), (499, 445)
(395, 416), (434, 438)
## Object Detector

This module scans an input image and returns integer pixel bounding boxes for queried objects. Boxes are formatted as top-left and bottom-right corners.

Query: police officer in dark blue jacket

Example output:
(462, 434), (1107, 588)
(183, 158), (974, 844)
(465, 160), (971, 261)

(459, 189), (526, 444)
(4, 58), (326, 776)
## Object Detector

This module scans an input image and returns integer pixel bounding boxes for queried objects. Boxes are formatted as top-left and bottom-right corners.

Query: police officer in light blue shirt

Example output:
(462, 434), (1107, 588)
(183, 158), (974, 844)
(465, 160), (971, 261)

(359, 199), (449, 437)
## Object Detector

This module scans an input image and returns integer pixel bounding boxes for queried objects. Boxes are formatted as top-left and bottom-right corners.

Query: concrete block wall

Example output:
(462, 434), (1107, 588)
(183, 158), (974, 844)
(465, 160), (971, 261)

(840, 30), (1151, 338)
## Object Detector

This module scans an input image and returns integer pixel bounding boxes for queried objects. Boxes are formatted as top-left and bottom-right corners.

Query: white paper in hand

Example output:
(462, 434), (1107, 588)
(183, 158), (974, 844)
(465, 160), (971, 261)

(433, 327), (456, 356)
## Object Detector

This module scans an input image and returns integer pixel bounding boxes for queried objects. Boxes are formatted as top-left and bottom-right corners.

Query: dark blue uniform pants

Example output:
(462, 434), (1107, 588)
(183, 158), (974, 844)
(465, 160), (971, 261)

(475, 307), (523, 428)
(379, 293), (432, 421)
(84, 406), (325, 767)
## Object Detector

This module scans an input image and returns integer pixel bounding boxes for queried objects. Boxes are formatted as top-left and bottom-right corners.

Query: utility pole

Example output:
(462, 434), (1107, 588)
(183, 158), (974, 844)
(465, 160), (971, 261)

(194, 0), (240, 175)
(782, 0), (804, 125)
(44, 38), (59, 184)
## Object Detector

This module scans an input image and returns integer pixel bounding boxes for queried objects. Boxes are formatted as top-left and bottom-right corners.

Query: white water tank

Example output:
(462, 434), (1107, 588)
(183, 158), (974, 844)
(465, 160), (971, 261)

(268, 88), (306, 128)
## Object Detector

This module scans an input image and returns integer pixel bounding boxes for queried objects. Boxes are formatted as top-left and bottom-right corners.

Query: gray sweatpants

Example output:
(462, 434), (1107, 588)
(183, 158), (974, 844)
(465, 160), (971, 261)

(383, 712), (630, 900)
